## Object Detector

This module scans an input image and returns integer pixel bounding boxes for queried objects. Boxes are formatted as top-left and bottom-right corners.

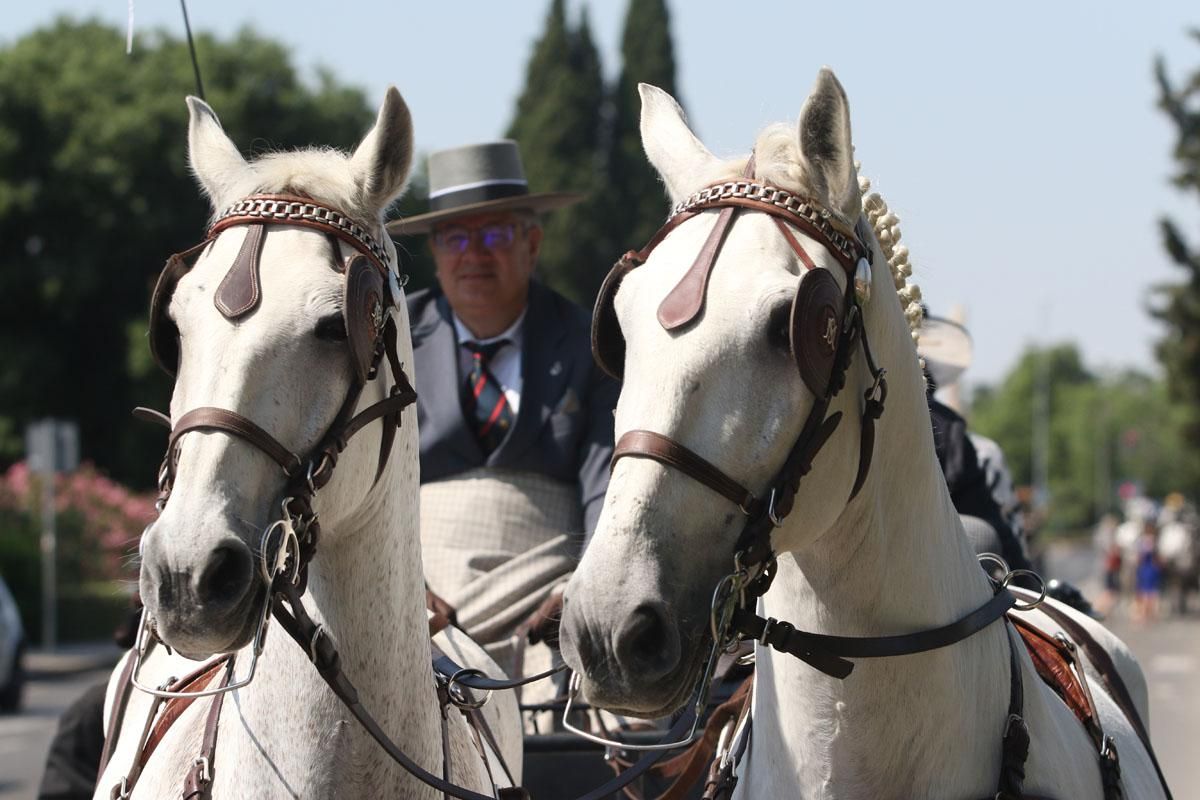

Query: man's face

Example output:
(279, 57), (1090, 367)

(432, 211), (542, 321)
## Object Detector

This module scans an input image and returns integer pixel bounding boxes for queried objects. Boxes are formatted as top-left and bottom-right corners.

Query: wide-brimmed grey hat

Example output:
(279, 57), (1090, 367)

(918, 315), (973, 387)
(386, 140), (584, 235)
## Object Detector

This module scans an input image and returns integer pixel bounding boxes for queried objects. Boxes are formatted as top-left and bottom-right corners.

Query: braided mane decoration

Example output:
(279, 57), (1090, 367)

(858, 172), (923, 351)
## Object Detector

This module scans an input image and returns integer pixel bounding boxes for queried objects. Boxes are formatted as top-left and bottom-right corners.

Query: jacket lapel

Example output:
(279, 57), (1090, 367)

(490, 281), (570, 465)
(412, 293), (483, 464)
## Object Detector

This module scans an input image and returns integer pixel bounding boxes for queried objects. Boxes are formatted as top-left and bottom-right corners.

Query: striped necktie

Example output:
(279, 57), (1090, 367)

(462, 339), (514, 455)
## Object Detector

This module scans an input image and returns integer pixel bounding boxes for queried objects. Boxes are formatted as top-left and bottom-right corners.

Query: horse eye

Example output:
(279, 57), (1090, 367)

(314, 313), (348, 342)
(766, 302), (791, 351)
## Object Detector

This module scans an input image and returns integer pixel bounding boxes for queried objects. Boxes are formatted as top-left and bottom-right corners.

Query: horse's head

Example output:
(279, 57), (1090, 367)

(561, 69), (922, 716)
(138, 89), (414, 660)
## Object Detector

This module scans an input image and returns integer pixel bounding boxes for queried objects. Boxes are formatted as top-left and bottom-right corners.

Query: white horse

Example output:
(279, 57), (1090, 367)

(560, 71), (1168, 798)
(96, 89), (521, 799)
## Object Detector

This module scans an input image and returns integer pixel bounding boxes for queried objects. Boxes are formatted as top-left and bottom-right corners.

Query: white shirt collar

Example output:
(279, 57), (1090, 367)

(452, 308), (527, 349)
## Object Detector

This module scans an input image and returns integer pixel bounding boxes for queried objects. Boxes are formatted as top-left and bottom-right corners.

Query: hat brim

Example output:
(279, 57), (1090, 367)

(918, 316), (973, 387)
(386, 191), (586, 236)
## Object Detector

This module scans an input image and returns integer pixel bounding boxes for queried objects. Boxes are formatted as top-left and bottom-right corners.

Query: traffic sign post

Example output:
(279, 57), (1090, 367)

(25, 419), (80, 652)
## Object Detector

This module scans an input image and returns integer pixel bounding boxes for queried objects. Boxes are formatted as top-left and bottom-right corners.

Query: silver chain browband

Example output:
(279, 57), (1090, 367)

(209, 195), (391, 270)
(671, 180), (860, 265)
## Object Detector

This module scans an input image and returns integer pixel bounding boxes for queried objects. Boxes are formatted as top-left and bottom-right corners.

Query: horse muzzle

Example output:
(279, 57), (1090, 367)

(140, 525), (265, 659)
(559, 590), (706, 718)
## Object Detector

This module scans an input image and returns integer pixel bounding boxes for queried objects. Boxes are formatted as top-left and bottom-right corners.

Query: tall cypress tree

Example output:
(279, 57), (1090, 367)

(608, 0), (681, 251)
(507, 0), (607, 303)
(1154, 39), (1200, 473)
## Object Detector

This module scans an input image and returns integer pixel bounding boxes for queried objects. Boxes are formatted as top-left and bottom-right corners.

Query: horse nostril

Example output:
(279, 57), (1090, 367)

(614, 602), (680, 681)
(195, 542), (254, 607)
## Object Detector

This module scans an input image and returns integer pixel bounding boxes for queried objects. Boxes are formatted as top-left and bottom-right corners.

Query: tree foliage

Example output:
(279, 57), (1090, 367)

(609, 0), (680, 249)
(502, 0), (682, 304)
(1153, 33), (1200, 457)
(0, 19), (375, 485)
(506, 0), (608, 304)
(971, 344), (1199, 531)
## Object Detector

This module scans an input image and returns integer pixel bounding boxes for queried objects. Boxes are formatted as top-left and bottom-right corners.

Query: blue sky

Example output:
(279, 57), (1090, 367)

(7, 1), (1199, 386)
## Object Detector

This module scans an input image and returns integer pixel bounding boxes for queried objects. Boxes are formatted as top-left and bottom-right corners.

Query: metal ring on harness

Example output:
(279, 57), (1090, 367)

(1002, 569), (1048, 611)
(977, 552), (1010, 578)
(446, 667), (492, 710)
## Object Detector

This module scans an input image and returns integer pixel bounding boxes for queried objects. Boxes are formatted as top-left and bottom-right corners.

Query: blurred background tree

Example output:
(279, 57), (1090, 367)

(0, 19), (374, 486)
(505, 0), (608, 304)
(1153, 32), (1200, 467)
(608, 0), (680, 252)
(970, 344), (1199, 533)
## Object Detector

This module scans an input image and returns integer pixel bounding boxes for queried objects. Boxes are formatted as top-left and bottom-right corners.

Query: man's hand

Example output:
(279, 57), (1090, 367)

(523, 586), (565, 648)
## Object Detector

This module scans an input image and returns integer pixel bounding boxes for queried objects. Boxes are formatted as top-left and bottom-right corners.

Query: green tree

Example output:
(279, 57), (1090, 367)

(0, 19), (375, 485)
(609, 0), (681, 250)
(506, 0), (608, 304)
(1154, 35), (1200, 469)
(971, 344), (1199, 531)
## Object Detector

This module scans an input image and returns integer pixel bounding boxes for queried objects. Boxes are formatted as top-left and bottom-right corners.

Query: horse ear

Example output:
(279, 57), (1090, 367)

(796, 68), (860, 223)
(639, 83), (720, 203)
(349, 86), (414, 213)
(187, 96), (248, 208)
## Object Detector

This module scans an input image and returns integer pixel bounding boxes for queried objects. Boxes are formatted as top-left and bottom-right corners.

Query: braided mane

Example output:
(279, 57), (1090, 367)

(858, 172), (924, 357)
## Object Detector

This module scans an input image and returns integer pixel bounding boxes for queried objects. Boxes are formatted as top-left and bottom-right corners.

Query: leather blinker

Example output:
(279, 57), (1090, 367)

(591, 252), (641, 380)
(149, 242), (210, 377)
(343, 254), (387, 384)
(790, 268), (844, 399)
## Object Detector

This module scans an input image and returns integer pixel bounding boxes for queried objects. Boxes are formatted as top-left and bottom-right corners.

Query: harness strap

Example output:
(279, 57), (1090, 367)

(1023, 593), (1171, 800)
(730, 588), (1017, 679)
(182, 659), (233, 799)
(994, 626), (1031, 799)
(649, 678), (752, 800)
(268, 583), (497, 800)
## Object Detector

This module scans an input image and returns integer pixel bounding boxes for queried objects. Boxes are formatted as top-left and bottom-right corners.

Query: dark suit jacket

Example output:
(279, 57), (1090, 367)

(408, 280), (619, 535)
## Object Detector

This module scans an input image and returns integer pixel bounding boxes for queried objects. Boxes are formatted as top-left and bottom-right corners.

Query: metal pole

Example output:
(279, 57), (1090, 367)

(39, 472), (57, 652)
(1032, 346), (1051, 515)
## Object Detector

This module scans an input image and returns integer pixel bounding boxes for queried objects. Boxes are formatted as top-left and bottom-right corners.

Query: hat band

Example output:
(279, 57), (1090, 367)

(429, 180), (529, 213)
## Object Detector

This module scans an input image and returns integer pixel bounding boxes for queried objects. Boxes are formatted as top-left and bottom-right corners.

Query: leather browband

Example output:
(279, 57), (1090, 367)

(207, 193), (391, 275)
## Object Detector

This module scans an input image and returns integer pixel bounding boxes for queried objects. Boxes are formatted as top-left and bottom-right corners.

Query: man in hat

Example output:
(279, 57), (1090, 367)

(387, 141), (618, 683)
(918, 314), (1030, 569)
(920, 314), (1097, 614)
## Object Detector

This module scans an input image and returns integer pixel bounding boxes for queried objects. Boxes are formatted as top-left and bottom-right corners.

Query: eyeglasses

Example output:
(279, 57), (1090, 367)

(433, 222), (523, 254)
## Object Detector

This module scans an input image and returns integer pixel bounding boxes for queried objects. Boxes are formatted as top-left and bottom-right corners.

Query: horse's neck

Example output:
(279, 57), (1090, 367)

(225, 431), (444, 797)
(745, 375), (1011, 797)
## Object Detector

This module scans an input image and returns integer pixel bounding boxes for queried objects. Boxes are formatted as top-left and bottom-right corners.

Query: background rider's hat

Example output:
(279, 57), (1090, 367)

(386, 140), (584, 235)
(917, 313), (973, 388)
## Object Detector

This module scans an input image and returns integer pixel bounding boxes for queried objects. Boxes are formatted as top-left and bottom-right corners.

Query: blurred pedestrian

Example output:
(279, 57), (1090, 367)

(1133, 518), (1164, 622)
(1094, 513), (1122, 616)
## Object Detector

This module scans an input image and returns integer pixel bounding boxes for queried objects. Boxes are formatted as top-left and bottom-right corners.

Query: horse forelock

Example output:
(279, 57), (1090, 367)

(206, 146), (387, 232)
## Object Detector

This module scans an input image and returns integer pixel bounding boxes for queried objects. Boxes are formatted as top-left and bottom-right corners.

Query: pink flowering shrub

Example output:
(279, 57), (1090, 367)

(0, 461), (154, 582)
